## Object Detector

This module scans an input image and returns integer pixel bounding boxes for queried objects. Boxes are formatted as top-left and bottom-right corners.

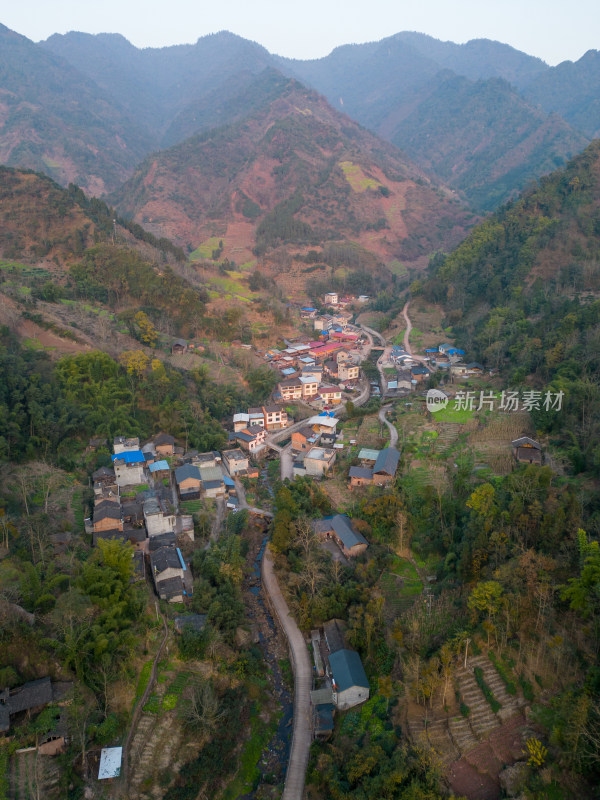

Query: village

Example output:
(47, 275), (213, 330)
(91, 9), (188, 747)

(1, 290), (547, 796)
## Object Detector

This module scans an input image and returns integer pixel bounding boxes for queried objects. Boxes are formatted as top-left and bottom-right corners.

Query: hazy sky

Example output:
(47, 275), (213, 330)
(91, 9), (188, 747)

(3, 0), (599, 65)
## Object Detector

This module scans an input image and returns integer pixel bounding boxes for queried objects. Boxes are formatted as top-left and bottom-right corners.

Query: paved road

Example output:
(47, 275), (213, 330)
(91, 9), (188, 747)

(280, 444), (294, 481)
(262, 545), (312, 800)
(379, 404), (399, 447)
(358, 321), (386, 347)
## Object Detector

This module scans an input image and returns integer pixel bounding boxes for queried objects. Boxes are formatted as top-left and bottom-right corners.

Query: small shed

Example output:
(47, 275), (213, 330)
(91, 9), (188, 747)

(512, 437), (543, 464)
(171, 339), (188, 354)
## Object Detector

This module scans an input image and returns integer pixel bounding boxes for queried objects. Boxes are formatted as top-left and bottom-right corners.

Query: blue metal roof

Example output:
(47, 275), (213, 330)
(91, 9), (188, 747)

(223, 475), (235, 487)
(149, 460), (170, 472)
(176, 548), (186, 571)
(112, 450), (145, 464)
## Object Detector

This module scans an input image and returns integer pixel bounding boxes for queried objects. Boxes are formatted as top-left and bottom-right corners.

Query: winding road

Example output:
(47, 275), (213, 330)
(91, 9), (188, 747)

(401, 300), (429, 365)
(379, 404), (398, 447)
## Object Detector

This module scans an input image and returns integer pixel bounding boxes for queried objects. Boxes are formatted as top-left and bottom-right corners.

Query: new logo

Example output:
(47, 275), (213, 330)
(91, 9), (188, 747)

(426, 389), (449, 413)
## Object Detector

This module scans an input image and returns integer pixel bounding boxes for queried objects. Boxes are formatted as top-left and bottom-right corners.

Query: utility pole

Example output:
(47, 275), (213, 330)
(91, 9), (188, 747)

(464, 637), (471, 669)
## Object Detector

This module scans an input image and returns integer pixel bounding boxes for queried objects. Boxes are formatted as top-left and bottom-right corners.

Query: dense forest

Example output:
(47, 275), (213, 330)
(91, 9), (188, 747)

(422, 140), (600, 474)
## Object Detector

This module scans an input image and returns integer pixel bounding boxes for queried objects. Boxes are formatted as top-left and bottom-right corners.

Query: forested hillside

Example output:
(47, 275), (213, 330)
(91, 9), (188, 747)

(423, 140), (600, 474)
(111, 73), (473, 278)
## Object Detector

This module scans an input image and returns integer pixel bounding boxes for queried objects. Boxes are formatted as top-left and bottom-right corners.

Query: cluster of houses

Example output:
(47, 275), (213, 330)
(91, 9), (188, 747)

(321, 291), (370, 308)
(90, 434), (256, 603)
(229, 405), (289, 457)
(424, 343), (483, 378)
(274, 343), (361, 408)
(290, 414), (341, 477)
(310, 619), (370, 738)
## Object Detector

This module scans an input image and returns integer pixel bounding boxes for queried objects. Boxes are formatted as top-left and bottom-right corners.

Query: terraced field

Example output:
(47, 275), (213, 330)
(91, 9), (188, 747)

(406, 653), (530, 800)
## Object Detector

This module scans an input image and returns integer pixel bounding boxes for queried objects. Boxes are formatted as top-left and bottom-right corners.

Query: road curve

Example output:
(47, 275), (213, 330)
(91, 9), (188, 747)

(401, 300), (428, 364)
(379, 404), (398, 448)
(262, 545), (312, 800)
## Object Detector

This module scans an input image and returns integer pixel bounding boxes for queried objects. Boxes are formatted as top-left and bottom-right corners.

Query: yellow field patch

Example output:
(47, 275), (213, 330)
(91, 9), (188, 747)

(338, 161), (380, 192)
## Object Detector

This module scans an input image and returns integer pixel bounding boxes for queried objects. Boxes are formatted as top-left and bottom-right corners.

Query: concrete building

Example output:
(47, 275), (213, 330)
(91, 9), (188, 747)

(222, 449), (249, 476)
(303, 447), (337, 477)
(112, 451), (146, 487)
(113, 436), (140, 455)
(143, 496), (176, 537)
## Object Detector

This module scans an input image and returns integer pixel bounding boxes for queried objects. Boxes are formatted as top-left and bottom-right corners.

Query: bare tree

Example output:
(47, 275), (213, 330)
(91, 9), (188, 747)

(183, 681), (226, 735)
(294, 516), (318, 557)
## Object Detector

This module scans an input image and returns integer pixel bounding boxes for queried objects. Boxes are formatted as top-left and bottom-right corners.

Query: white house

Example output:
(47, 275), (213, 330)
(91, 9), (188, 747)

(143, 496), (176, 537)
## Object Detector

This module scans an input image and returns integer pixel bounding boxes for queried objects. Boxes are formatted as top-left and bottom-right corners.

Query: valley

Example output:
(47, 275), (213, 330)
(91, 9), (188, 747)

(0, 19), (599, 800)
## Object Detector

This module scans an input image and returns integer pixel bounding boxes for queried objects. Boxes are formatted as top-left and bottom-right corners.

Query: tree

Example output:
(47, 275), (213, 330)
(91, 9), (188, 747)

(134, 311), (158, 347)
(119, 349), (150, 380)
(183, 681), (225, 736)
(468, 580), (503, 645)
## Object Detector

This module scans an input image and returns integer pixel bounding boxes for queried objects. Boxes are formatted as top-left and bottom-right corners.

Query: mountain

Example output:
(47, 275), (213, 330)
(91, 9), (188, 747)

(277, 35), (589, 210)
(389, 32), (549, 87)
(385, 73), (588, 211)
(0, 24), (152, 194)
(424, 140), (600, 472)
(523, 50), (600, 138)
(41, 30), (274, 143)
(110, 73), (475, 280)
(42, 29), (593, 212)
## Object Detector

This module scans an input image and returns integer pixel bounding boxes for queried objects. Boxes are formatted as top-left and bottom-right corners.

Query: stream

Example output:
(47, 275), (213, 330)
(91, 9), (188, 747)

(240, 475), (293, 798)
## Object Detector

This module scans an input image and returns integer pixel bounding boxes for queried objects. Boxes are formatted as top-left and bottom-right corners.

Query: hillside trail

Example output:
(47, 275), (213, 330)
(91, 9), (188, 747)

(402, 300), (428, 364)
(120, 604), (169, 794)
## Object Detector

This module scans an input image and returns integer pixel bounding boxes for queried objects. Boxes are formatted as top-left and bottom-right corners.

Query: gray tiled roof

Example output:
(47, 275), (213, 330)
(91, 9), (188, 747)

(175, 464), (201, 484)
(329, 649), (369, 692)
(373, 447), (400, 476)
(314, 515), (367, 550)
(349, 466), (373, 480)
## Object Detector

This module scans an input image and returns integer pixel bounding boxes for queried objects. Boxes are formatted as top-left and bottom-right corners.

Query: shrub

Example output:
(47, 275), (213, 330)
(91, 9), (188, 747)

(474, 666), (501, 713)
(488, 651), (517, 695)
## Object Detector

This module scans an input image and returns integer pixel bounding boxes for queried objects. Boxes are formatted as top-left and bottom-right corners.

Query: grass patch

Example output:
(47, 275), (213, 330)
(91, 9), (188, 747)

(279, 658), (292, 689)
(387, 260), (407, 276)
(460, 702), (470, 717)
(181, 499), (204, 513)
(520, 674), (535, 701)
(189, 237), (226, 261)
(432, 403), (474, 423)
(488, 651), (517, 695)
(474, 666), (501, 713)
(71, 486), (85, 529)
(161, 694), (178, 711)
(135, 662), (153, 701)
(338, 161), (380, 192)
(143, 694), (161, 715)
(222, 705), (277, 799)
